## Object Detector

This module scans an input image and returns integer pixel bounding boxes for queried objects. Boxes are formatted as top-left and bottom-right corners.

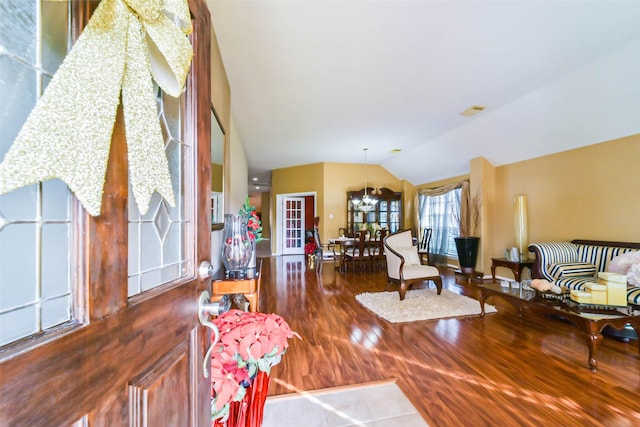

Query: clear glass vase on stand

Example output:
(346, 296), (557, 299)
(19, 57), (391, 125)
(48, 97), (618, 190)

(222, 214), (251, 278)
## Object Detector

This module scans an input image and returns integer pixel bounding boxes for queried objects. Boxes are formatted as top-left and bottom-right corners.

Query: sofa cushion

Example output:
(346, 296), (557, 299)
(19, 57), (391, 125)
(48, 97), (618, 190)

(556, 276), (599, 291)
(396, 246), (421, 265)
(402, 264), (439, 280)
(548, 262), (597, 280)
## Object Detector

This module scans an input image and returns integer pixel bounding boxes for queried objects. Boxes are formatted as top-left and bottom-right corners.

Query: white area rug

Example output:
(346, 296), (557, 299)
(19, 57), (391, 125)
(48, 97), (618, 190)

(262, 381), (428, 427)
(356, 289), (497, 323)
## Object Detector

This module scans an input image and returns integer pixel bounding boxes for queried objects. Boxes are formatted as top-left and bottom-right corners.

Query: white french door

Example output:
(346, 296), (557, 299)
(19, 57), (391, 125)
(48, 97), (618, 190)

(281, 196), (305, 255)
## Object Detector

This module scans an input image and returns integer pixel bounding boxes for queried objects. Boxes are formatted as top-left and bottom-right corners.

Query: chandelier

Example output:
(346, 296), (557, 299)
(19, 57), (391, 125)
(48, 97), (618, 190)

(351, 148), (378, 213)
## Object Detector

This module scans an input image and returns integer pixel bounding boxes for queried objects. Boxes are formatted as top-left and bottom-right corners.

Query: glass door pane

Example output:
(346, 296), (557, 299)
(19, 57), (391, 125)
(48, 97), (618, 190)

(127, 87), (193, 297)
(0, 1), (73, 346)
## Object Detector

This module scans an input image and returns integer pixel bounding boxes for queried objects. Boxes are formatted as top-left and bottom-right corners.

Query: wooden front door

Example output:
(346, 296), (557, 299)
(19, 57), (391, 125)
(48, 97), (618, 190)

(0, 1), (213, 425)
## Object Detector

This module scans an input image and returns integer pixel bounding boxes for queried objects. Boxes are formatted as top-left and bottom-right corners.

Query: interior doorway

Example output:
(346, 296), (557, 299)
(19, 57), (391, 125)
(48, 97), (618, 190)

(275, 192), (316, 256)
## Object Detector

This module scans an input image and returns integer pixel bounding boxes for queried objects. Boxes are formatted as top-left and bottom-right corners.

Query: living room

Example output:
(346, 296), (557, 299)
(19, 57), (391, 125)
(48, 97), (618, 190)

(207, 2), (640, 425)
(209, 1), (640, 265)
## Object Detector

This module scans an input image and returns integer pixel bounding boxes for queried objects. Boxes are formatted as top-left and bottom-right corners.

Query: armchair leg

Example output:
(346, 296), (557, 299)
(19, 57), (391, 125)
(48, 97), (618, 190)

(399, 282), (408, 300)
(433, 276), (442, 295)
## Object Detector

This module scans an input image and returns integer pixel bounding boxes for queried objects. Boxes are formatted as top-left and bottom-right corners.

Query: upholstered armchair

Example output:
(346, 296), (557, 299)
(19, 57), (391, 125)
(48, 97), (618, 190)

(383, 230), (442, 300)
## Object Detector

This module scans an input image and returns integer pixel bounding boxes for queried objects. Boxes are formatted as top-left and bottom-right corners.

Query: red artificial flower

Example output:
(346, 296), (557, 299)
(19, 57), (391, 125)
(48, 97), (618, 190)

(210, 351), (250, 410)
(304, 241), (317, 255)
(239, 198), (263, 241)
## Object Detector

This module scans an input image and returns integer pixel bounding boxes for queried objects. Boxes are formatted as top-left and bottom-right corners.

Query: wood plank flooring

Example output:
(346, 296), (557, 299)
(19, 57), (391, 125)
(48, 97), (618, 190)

(258, 254), (640, 427)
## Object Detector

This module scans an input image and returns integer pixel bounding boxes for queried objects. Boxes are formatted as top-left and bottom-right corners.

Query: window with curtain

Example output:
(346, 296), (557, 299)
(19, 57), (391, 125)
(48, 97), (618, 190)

(418, 188), (461, 263)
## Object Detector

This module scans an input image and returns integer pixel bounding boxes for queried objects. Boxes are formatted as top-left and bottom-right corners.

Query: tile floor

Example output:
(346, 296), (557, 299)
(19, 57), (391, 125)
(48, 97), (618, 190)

(262, 381), (429, 427)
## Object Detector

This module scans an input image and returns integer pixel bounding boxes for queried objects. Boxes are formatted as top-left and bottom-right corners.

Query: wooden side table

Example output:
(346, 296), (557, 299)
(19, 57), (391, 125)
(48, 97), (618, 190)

(491, 257), (534, 283)
(211, 260), (262, 312)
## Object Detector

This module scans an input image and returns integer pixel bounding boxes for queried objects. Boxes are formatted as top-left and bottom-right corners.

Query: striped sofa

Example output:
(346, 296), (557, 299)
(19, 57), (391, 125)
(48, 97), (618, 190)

(528, 240), (640, 305)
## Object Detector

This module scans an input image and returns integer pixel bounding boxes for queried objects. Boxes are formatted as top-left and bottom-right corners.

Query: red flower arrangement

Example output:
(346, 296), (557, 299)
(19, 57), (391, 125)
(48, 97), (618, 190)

(211, 310), (300, 424)
(304, 241), (318, 256)
(239, 198), (262, 241)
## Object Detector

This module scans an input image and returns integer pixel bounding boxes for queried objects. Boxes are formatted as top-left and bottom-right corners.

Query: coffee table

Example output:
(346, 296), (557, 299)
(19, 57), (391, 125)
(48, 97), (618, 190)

(478, 282), (640, 371)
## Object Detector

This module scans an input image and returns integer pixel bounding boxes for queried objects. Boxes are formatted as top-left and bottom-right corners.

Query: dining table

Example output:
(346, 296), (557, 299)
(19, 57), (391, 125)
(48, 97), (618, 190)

(329, 236), (383, 272)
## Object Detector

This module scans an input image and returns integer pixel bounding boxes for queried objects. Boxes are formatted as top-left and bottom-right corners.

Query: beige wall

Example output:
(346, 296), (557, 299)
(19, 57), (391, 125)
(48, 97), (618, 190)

(325, 162), (408, 240)
(211, 17), (258, 272)
(209, 21), (231, 276)
(271, 163), (323, 246)
(418, 133), (640, 278)
(210, 25), (230, 132)
(226, 117), (249, 213)
(492, 134), (640, 256)
(260, 192), (271, 238)
(211, 163), (223, 192)
(210, 20), (250, 215)
(271, 162), (409, 246)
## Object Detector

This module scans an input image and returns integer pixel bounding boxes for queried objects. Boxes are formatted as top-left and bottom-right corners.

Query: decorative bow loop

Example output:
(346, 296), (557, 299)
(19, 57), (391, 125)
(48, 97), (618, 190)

(0, 0), (193, 216)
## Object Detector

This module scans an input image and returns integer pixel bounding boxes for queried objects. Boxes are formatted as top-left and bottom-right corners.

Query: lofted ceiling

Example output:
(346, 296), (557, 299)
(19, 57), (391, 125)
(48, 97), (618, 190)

(206, 1), (640, 194)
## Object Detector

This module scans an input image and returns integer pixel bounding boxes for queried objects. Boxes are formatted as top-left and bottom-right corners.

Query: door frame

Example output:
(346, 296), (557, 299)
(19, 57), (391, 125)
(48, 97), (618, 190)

(275, 192), (316, 256)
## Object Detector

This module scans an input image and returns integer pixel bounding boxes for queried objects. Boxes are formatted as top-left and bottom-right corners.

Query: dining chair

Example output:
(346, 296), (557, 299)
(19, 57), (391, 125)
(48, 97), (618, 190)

(313, 217), (337, 264)
(370, 229), (388, 272)
(417, 228), (432, 265)
(343, 230), (373, 272)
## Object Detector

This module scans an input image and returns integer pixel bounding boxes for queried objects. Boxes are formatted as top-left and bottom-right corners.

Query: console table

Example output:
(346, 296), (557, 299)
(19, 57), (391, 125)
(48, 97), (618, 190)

(211, 260), (262, 312)
(491, 257), (534, 283)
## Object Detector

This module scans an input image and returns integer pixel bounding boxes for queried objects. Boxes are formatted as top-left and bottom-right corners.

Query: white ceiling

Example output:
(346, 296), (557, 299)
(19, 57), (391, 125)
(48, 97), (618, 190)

(206, 1), (640, 192)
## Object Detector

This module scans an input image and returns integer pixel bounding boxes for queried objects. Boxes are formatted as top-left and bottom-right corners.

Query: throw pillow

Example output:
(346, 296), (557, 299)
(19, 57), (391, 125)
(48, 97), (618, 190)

(548, 262), (597, 280)
(396, 246), (421, 265)
(609, 250), (640, 286)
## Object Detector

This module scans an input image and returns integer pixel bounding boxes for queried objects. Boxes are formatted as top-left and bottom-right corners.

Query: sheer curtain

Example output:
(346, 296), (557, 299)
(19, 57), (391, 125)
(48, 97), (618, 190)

(416, 181), (469, 267)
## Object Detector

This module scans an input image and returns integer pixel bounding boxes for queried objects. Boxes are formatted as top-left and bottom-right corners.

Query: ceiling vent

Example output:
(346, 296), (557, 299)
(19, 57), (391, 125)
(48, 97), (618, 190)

(460, 105), (486, 116)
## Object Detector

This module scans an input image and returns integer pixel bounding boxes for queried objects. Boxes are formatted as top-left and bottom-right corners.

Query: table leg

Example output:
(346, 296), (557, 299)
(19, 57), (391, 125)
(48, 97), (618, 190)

(478, 294), (487, 317)
(627, 321), (640, 355)
(514, 267), (522, 283)
(586, 332), (602, 371)
(491, 265), (497, 283)
(245, 293), (258, 313)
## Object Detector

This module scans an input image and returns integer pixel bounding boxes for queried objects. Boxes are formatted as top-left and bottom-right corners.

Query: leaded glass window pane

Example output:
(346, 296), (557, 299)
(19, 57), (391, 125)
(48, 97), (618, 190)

(0, 1), (73, 347)
(127, 85), (193, 297)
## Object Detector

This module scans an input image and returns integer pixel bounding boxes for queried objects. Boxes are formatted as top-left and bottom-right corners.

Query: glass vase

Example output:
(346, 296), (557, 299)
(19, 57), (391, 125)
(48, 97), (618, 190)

(307, 254), (316, 269)
(222, 214), (252, 278)
(246, 238), (257, 275)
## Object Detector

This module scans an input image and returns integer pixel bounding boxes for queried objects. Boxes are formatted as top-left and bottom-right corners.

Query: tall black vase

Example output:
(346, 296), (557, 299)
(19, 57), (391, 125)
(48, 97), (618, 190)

(455, 237), (480, 275)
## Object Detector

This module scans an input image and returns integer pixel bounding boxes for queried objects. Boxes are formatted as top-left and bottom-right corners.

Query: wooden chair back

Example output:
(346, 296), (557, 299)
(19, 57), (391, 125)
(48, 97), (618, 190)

(418, 228), (432, 264)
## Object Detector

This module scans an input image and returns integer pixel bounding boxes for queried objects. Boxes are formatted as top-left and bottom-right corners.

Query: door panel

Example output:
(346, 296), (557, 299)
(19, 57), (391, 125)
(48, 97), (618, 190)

(0, 1), (213, 425)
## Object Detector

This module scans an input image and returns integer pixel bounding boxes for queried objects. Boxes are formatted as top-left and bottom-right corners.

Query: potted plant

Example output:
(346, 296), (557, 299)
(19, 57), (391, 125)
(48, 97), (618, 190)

(454, 193), (481, 275)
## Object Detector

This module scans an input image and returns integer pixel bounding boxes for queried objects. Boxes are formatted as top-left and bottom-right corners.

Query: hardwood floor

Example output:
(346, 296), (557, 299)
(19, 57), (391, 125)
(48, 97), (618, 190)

(258, 254), (640, 427)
